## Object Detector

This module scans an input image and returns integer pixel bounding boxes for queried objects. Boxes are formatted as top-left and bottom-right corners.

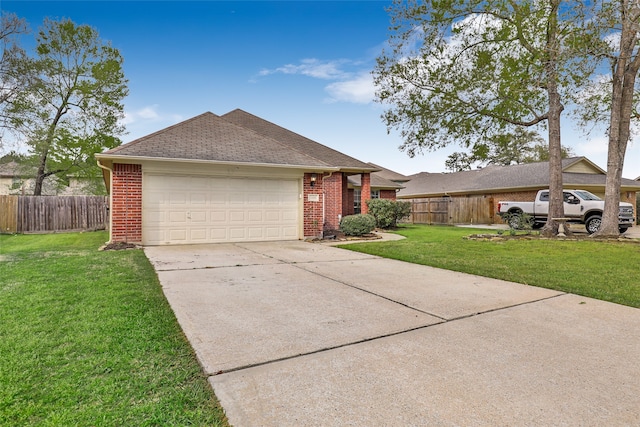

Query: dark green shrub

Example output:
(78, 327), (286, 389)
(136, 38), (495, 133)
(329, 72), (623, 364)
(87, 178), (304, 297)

(339, 214), (376, 236)
(366, 199), (412, 229)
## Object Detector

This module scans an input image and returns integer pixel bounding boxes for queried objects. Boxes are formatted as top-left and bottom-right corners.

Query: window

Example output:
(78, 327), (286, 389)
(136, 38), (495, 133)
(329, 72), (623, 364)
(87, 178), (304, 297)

(354, 189), (380, 213)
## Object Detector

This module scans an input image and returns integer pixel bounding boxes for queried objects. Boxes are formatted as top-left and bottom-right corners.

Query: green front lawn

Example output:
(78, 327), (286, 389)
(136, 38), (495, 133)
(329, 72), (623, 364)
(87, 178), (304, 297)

(0, 232), (228, 426)
(339, 225), (640, 308)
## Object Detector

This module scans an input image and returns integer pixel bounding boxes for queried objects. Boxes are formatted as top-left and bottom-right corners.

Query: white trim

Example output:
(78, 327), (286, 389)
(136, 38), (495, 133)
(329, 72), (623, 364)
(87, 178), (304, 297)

(95, 153), (338, 173)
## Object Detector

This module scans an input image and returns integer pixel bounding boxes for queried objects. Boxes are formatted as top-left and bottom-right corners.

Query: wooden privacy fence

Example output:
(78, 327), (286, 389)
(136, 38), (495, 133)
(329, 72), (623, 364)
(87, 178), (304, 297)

(408, 195), (495, 225)
(0, 195), (108, 234)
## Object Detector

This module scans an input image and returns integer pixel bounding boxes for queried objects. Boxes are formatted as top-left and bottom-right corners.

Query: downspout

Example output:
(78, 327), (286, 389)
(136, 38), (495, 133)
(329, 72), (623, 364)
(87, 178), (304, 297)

(97, 159), (113, 243)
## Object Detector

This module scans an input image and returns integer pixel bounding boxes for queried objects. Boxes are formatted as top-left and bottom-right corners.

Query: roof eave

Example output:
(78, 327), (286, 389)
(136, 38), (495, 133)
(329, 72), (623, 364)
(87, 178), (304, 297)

(94, 153), (340, 172)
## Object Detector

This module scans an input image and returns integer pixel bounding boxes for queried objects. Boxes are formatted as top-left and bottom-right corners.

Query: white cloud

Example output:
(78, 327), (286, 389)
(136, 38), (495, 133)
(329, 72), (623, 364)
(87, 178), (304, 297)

(258, 58), (349, 80)
(123, 105), (160, 125)
(325, 72), (376, 104)
(120, 105), (184, 141)
(257, 58), (378, 104)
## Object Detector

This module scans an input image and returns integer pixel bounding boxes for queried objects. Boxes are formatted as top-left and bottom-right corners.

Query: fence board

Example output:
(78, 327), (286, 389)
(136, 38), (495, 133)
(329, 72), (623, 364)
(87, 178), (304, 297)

(408, 195), (494, 225)
(0, 195), (18, 233)
(0, 195), (108, 234)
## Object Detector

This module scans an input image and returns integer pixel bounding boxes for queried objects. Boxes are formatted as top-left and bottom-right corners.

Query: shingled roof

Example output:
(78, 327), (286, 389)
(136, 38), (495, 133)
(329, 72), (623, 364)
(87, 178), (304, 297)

(398, 157), (640, 198)
(347, 173), (404, 190)
(366, 162), (410, 182)
(99, 110), (376, 172)
(221, 109), (376, 171)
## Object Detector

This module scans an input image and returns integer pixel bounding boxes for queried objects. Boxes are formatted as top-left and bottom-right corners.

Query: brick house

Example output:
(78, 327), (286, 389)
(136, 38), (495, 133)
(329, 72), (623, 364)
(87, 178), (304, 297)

(398, 157), (640, 225)
(96, 109), (398, 245)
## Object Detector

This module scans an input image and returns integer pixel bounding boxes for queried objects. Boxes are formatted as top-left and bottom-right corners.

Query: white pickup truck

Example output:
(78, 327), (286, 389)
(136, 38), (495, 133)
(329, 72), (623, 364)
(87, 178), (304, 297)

(498, 189), (635, 234)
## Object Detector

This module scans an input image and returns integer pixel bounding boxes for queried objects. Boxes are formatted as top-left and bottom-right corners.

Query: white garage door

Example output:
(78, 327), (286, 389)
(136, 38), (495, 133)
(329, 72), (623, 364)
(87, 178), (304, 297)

(143, 174), (300, 245)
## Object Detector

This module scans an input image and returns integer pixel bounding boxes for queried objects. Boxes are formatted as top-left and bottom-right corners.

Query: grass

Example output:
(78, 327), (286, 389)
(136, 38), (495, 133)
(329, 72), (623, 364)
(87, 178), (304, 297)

(338, 224), (640, 308)
(0, 232), (229, 426)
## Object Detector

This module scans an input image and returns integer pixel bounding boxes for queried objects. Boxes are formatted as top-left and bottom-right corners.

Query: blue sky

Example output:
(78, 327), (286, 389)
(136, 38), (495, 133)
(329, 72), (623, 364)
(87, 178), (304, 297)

(3, 0), (640, 179)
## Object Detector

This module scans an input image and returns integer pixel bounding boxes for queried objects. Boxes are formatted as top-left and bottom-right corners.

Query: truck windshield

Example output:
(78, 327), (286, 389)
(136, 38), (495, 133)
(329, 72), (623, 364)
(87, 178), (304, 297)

(574, 190), (601, 201)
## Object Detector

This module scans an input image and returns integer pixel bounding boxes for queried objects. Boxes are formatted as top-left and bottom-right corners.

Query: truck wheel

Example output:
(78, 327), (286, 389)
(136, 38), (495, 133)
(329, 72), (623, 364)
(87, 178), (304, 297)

(508, 211), (523, 229)
(619, 227), (629, 234)
(585, 215), (602, 234)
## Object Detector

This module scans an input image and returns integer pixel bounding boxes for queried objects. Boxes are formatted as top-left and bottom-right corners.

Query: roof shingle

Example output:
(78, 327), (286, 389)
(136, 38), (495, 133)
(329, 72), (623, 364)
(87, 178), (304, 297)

(221, 109), (376, 171)
(102, 112), (331, 168)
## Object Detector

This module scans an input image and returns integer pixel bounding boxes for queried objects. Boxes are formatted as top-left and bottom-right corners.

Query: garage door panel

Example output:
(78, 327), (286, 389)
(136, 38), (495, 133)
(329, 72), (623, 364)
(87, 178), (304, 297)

(169, 211), (187, 223)
(211, 211), (226, 222)
(229, 228), (246, 239)
(210, 228), (227, 240)
(143, 174), (300, 245)
(248, 227), (264, 238)
(230, 211), (245, 222)
(170, 193), (187, 205)
(190, 229), (207, 240)
(265, 211), (280, 221)
(190, 193), (207, 204)
(146, 210), (164, 223)
(169, 229), (188, 241)
(190, 211), (207, 222)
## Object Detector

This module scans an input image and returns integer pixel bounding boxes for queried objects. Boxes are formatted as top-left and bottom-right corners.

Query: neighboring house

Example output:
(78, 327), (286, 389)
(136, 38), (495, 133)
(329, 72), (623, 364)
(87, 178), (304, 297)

(0, 162), (29, 195)
(96, 109), (390, 245)
(0, 161), (103, 195)
(398, 157), (640, 225)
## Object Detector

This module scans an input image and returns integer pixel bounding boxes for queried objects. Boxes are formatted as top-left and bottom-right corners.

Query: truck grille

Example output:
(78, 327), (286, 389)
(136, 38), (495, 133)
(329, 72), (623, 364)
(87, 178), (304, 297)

(619, 206), (635, 218)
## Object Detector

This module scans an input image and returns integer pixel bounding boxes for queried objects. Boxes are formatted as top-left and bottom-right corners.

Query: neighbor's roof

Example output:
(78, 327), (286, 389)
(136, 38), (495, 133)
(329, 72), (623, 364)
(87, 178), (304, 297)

(99, 110), (378, 172)
(0, 161), (32, 177)
(398, 157), (640, 198)
(347, 173), (404, 190)
(366, 162), (410, 182)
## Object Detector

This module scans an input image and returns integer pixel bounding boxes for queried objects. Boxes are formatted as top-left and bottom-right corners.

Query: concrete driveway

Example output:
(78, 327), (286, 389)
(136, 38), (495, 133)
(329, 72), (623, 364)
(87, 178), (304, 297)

(145, 241), (640, 426)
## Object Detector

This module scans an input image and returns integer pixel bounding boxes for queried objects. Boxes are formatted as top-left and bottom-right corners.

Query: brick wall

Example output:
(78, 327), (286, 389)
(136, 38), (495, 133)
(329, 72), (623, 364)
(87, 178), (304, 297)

(360, 173), (371, 214)
(111, 163), (142, 243)
(380, 189), (397, 200)
(322, 172), (344, 231)
(303, 172), (323, 238)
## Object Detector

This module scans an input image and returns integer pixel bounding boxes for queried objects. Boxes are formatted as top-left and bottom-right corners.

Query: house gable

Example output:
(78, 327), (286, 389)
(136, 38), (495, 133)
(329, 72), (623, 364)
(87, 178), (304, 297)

(562, 157), (605, 175)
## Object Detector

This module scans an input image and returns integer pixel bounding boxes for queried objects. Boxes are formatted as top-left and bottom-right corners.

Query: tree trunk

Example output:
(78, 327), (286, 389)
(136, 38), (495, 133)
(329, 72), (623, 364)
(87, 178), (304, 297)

(541, 0), (565, 238)
(595, 0), (640, 237)
(33, 151), (48, 196)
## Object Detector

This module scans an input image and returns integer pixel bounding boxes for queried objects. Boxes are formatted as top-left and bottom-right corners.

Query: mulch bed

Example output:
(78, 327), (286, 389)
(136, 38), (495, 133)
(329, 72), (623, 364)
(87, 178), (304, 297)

(100, 241), (139, 251)
(313, 230), (382, 242)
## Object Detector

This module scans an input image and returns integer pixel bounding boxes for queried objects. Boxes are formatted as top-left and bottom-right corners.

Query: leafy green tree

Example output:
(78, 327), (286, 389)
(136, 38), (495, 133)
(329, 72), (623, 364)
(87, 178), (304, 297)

(445, 151), (475, 172)
(446, 128), (574, 170)
(5, 18), (128, 195)
(0, 12), (28, 137)
(373, 0), (600, 236)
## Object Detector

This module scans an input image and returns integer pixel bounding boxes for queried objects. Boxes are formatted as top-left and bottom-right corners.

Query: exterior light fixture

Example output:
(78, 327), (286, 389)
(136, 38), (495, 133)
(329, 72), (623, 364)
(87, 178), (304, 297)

(310, 173), (317, 187)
